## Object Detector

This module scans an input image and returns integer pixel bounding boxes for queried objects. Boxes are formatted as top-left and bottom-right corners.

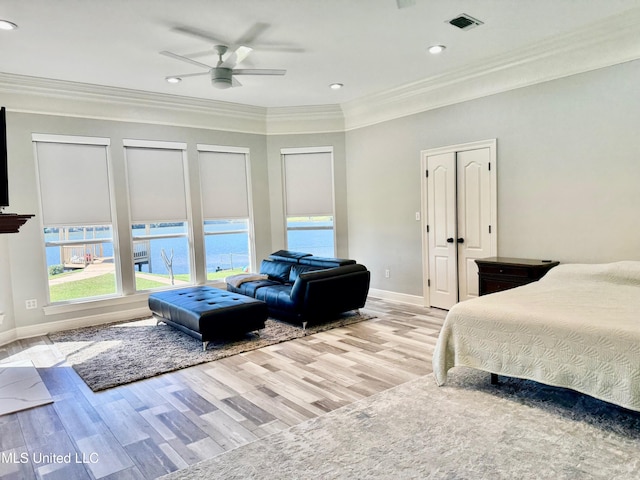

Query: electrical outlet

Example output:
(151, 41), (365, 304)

(385, 269), (390, 278)
(25, 299), (38, 310)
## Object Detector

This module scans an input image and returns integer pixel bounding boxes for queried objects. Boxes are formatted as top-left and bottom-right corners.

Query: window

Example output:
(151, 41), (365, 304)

(198, 145), (253, 281)
(33, 135), (118, 303)
(282, 147), (335, 256)
(124, 140), (192, 291)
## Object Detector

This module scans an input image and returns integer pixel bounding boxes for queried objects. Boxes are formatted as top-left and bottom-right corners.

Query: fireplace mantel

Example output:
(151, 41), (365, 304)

(0, 213), (34, 234)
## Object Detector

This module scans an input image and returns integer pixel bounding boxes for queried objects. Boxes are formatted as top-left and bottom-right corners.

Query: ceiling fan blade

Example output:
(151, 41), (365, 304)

(233, 69), (286, 76)
(221, 46), (253, 68)
(235, 22), (269, 46)
(249, 44), (304, 53)
(172, 26), (229, 45)
(160, 51), (212, 70)
(166, 72), (210, 79)
(396, 0), (416, 8)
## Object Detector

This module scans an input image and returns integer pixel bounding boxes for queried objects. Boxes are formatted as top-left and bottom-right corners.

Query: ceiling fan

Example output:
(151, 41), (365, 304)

(161, 44), (286, 89)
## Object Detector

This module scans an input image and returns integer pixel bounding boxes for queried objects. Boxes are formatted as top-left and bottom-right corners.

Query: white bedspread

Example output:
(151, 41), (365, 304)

(433, 261), (640, 412)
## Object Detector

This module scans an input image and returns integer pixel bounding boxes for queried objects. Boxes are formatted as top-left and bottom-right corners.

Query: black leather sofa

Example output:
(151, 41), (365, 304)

(226, 250), (370, 325)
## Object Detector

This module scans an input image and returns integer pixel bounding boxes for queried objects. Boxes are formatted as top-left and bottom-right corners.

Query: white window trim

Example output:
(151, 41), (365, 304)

(123, 138), (186, 150)
(32, 134), (110, 146)
(197, 144), (250, 155)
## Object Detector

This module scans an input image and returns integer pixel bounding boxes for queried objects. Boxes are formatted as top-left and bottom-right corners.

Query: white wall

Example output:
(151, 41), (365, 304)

(346, 59), (640, 298)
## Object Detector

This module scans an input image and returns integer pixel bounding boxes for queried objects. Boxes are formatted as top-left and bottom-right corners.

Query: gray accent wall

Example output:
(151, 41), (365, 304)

(346, 59), (640, 297)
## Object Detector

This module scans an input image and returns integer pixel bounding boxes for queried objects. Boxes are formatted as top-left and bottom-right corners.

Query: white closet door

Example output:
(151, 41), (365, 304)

(457, 148), (492, 301)
(427, 152), (458, 309)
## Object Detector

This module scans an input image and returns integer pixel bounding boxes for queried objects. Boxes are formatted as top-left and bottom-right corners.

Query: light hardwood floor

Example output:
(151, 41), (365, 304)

(0, 298), (446, 480)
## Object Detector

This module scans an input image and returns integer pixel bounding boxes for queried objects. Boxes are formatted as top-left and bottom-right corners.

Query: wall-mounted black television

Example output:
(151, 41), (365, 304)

(1, 107), (8, 208)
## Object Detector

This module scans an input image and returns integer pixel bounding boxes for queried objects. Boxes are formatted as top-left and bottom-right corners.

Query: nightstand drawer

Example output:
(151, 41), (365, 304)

(478, 264), (530, 278)
(480, 278), (531, 295)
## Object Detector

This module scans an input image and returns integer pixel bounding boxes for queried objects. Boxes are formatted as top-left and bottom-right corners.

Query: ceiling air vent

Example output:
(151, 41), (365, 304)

(448, 13), (484, 31)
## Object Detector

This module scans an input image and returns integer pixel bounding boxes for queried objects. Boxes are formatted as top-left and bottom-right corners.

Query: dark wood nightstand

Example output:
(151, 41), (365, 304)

(475, 257), (559, 296)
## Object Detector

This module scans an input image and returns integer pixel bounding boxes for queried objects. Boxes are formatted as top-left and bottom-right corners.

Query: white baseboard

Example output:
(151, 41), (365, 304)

(0, 328), (17, 348)
(368, 288), (425, 306)
(3, 307), (152, 346)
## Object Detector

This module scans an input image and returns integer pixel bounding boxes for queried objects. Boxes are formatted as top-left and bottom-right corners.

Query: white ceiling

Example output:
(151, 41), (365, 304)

(1, 0), (639, 109)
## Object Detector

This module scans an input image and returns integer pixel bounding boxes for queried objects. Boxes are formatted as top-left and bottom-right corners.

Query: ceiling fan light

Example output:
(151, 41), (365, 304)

(0, 20), (18, 30)
(212, 67), (233, 89)
(428, 45), (446, 54)
(212, 78), (232, 89)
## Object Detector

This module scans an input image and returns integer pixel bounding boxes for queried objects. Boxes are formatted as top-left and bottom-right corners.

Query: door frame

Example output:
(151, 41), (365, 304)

(420, 139), (498, 307)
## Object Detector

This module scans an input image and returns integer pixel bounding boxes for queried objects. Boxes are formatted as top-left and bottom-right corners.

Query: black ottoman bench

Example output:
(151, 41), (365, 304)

(148, 286), (268, 351)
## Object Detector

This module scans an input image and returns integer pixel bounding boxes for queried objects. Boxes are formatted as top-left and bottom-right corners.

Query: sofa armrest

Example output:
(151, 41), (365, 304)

(290, 264), (370, 313)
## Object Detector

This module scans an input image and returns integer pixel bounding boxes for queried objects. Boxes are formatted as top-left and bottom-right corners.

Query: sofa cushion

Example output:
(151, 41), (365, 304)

(254, 284), (297, 311)
(299, 256), (356, 268)
(288, 264), (325, 283)
(259, 259), (292, 283)
(228, 278), (281, 297)
(268, 250), (312, 263)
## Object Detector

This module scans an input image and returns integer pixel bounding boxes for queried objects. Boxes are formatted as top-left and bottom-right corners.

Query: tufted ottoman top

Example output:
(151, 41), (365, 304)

(149, 286), (268, 341)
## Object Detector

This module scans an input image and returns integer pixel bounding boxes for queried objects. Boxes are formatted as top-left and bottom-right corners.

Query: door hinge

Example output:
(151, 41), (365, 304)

(489, 225), (492, 234)
(425, 169), (428, 178)
(488, 162), (491, 171)
(427, 279), (431, 287)
(426, 224), (429, 233)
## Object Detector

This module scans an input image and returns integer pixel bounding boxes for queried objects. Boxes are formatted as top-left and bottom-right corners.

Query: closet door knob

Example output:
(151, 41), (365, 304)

(446, 237), (454, 243)
(457, 238), (465, 244)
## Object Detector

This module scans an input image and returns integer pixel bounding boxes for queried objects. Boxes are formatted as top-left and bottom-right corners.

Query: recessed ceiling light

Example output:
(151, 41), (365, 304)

(0, 20), (18, 30)
(329, 83), (343, 90)
(428, 45), (446, 54)
(166, 77), (182, 84)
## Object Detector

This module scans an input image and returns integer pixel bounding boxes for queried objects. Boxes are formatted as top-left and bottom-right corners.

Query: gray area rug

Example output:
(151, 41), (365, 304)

(160, 367), (640, 480)
(48, 312), (372, 392)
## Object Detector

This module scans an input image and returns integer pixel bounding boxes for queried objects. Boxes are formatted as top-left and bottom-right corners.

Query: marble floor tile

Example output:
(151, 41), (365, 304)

(0, 359), (53, 416)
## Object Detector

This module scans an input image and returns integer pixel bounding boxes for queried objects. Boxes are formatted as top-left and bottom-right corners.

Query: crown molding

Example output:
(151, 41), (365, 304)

(0, 73), (269, 134)
(341, 7), (640, 130)
(266, 105), (345, 135)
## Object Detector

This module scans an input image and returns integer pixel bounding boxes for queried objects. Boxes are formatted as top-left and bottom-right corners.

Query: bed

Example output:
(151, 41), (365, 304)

(433, 261), (640, 412)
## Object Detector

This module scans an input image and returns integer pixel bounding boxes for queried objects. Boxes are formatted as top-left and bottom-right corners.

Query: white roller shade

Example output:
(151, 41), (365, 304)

(198, 150), (249, 219)
(35, 141), (112, 226)
(284, 151), (334, 216)
(126, 146), (187, 223)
